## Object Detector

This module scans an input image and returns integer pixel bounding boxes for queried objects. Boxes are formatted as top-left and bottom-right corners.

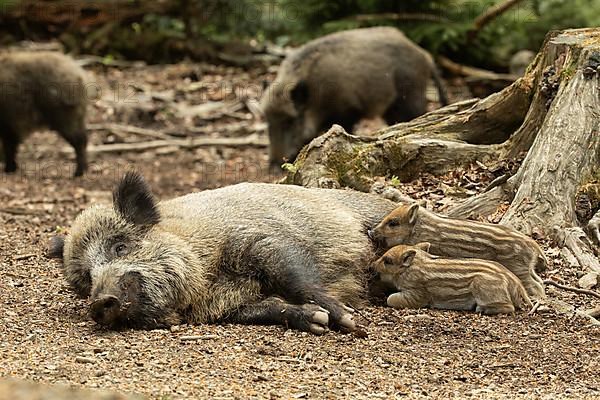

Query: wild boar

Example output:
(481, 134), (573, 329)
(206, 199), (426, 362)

(261, 27), (448, 167)
(52, 172), (397, 334)
(373, 243), (532, 314)
(0, 51), (88, 176)
(368, 203), (546, 298)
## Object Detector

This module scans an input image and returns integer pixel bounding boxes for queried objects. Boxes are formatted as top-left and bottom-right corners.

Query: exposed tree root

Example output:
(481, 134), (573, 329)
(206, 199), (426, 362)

(543, 280), (600, 300)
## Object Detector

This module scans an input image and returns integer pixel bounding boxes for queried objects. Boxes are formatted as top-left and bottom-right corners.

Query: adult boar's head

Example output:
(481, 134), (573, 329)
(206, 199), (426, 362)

(261, 80), (319, 168)
(53, 172), (205, 329)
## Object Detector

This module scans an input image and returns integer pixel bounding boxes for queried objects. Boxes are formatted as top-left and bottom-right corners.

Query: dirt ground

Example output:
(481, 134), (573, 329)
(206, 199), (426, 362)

(0, 61), (598, 399)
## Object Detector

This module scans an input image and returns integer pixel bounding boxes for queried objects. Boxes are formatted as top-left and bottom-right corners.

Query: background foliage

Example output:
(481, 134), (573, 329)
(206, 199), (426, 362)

(0, 0), (598, 67)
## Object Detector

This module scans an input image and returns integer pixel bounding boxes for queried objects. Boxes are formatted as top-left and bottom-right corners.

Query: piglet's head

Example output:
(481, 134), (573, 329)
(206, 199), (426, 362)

(372, 242), (430, 276)
(368, 203), (420, 248)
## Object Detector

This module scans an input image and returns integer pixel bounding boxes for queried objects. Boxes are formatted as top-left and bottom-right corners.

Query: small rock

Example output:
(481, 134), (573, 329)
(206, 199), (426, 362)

(75, 356), (96, 364)
(254, 374), (270, 382)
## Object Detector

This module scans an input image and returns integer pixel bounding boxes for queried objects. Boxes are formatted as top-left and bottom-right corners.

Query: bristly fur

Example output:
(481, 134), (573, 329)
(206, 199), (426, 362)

(260, 26), (446, 165)
(61, 174), (397, 331)
(113, 171), (160, 226)
(370, 203), (546, 299)
(373, 244), (532, 314)
(0, 51), (88, 176)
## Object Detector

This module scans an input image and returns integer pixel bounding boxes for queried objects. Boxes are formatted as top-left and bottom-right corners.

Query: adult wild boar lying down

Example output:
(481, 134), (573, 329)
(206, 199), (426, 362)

(261, 27), (448, 167)
(51, 172), (396, 334)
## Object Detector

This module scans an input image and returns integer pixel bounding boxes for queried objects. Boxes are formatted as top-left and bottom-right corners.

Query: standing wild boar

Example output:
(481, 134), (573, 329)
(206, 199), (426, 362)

(0, 52), (88, 176)
(368, 203), (546, 299)
(373, 243), (532, 314)
(261, 27), (448, 167)
(51, 172), (397, 334)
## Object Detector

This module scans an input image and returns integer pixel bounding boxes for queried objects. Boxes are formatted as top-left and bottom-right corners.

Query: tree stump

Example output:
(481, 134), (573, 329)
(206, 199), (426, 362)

(284, 28), (600, 288)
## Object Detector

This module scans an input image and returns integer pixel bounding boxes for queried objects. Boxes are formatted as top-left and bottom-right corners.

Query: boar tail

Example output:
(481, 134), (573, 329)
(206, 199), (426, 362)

(431, 65), (448, 106)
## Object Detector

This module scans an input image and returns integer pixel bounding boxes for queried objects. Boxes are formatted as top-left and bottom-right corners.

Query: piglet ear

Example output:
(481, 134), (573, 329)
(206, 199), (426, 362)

(415, 242), (431, 252)
(407, 203), (420, 225)
(401, 250), (417, 267)
(47, 235), (65, 259)
(113, 171), (160, 226)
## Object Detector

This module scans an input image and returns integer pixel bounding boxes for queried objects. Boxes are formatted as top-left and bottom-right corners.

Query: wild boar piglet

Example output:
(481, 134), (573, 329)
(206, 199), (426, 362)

(373, 243), (532, 314)
(368, 203), (546, 299)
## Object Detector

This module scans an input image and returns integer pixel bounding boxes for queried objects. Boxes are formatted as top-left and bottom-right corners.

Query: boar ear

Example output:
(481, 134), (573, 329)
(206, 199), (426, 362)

(113, 171), (160, 226)
(47, 236), (65, 259)
(407, 203), (420, 225)
(290, 80), (309, 109)
(415, 242), (431, 252)
(401, 250), (417, 267)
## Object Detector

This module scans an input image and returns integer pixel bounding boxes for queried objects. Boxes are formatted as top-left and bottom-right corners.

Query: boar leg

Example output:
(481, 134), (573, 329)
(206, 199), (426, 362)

(472, 279), (515, 315)
(60, 129), (87, 177)
(522, 277), (546, 300)
(387, 290), (428, 309)
(384, 90), (427, 124)
(476, 303), (515, 315)
(242, 238), (356, 331)
(1, 133), (18, 173)
(228, 296), (331, 335)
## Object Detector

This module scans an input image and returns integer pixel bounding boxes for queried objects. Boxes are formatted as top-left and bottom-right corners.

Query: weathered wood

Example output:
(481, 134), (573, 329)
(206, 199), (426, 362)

(61, 135), (268, 155)
(543, 279), (600, 299)
(438, 56), (518, 81)
(286, 125), (498, 191)
(500, 31), (600, 234)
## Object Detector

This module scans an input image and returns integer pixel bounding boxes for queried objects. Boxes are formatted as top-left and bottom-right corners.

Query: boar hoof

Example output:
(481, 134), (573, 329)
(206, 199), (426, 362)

(387, 293), (405, 309)
(476, 304), (515, 315)
(339, 314), (356, 331)
(298, 304), (329, 335)
(308, 323), (327, 335)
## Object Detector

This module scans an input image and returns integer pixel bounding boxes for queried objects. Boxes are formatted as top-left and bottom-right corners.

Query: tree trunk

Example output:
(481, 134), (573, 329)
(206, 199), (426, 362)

(284, 28), (600, 288)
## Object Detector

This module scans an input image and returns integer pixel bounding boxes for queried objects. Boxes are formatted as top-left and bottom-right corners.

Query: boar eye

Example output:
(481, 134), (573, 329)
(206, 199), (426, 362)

(383, 256), (392, 265)
(111, 242), (130, 257)
(388, 219), (400, 227)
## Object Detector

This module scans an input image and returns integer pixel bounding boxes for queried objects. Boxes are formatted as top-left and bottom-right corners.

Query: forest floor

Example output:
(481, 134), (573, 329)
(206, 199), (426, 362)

(0, 60), (598, 400)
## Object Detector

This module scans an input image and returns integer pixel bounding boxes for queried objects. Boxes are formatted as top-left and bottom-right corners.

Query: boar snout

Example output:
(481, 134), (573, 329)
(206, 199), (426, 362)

(368, 228), (382, 243)
(90, 295), (122, 326)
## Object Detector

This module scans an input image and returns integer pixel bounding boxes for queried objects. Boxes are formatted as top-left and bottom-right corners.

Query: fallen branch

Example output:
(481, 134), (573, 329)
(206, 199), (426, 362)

(0, 207), (45, 216)
(471, 0), (526, 37)
(350, 13), (450, 23)
(543, 280), (600, 300)
(528, 301), (542, 315)
(83, 135), (268, 154)
(438, 56), (518, 81)
(77, 56), (146, 69)
(585, 306), (600, 318)
(88, 123), (176, 141)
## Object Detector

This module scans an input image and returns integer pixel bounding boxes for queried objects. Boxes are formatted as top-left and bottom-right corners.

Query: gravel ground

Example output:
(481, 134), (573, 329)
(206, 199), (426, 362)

(0, 62), (598, 400)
